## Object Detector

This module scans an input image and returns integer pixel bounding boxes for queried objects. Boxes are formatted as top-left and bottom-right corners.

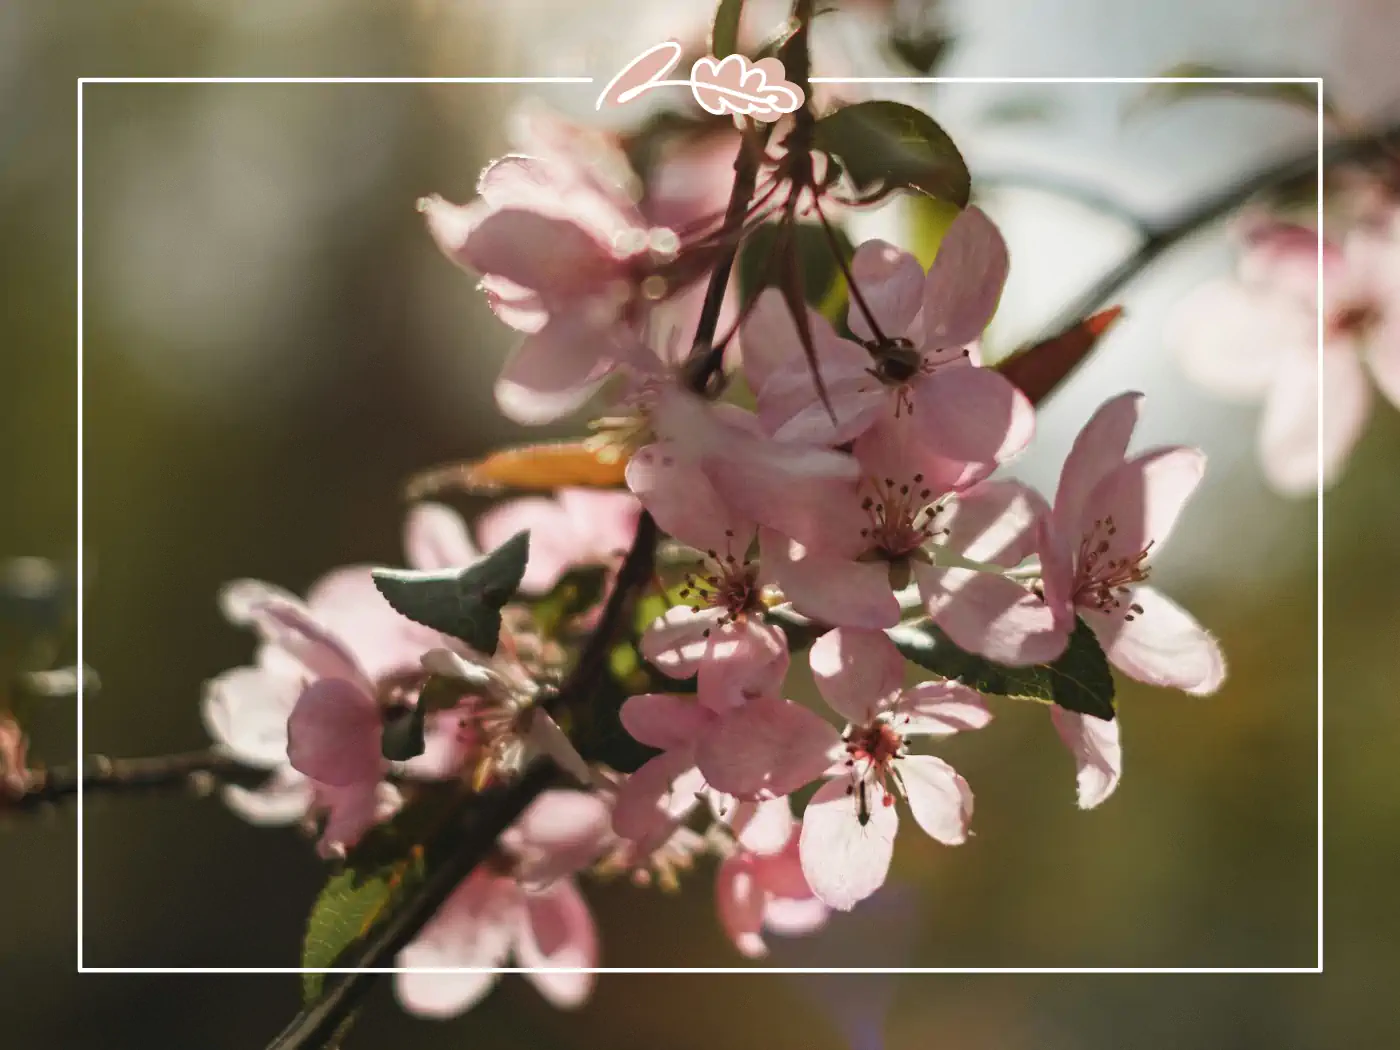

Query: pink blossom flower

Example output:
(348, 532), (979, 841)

(741, 208), (1034, 466)
(796, 628), (990, 911)
(1169, 213), (1400, 494)
(201, 505), (500, 845)
(396, 789), (609, 1018)
(716, 822), (829, 958)
(476, 488), (640, 596)
(1037, 393), (1226, 807)
(611, 691), (838, 851)
(627, 448), (791, 708)
(725, 415), (1064, 665)
(420, 116), (696, 426)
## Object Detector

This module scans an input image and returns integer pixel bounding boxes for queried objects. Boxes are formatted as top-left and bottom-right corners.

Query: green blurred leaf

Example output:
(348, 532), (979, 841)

(533, 566), (609, 640)
(302, 852), (424, 1000)
(739, 220), (851, 322)
(371, 531), (529, 654)
(888, 26), (951, 75)
(907, 193), (962, 270)
(814, 100), (970, 206)
(1134, 63), (1332, 118)
(380, 706), (425, 762)
(890, 616), (1115, 720)
(711, 0), (744, 57)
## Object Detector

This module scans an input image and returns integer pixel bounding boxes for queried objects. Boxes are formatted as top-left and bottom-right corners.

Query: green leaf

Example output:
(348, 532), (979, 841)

(891, 616), (1116, 720)
(302, 852), (425, 1000)
(907, 193), (962, 270)
(380, 706), (425, 762)
(371, 530), (529, 654)
(814, 100), (970, 206)
(739, 220), (852, 323)
(711, 0), (744, 57)
(533, 566), (609, 640)
(888, 26), (951, 75)
(301, 782), (465, 1000)
(1133, 63), (1332, 118)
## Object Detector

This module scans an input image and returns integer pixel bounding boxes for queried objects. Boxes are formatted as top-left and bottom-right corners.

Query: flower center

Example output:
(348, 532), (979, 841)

(678, 530), (764, 627)
(1074, 515), (1151, 619)
(857, 473), (950, 573)
(1328, 299), (1383, 342)
(841, 720), (906, 825)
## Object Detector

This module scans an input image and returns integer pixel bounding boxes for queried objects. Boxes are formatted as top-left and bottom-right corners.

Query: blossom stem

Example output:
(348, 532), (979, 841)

(7, 749), (247, 809)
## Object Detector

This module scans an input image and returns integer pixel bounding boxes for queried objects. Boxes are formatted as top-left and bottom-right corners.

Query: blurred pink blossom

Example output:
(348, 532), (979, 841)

(1170, 212), (1400, 494)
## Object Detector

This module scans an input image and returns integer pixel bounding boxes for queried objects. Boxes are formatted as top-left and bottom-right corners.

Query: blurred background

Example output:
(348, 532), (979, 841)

(3, 0), (1399, 1047)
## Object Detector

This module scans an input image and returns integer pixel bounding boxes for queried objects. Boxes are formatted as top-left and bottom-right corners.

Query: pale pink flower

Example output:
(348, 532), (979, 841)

(396, 789), (609, 1018)
(1037, 393), (1226, 807)
(611, 691), (838, 851)
(725, 414), (1065, 665)
(1170, 213), (1400, 494)
(476, 488), (640, 596)
(627, 448), (791, 708)
(420, 121), (693, 425)
(741, 208), (1034, 466)
(1040, 392), (1226, 696)
(716, 823), (829, 958)
(202, 505), (492, 845)
(796, 628), (990, 911)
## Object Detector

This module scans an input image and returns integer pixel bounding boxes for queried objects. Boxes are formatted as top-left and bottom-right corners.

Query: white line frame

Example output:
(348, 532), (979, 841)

(75, 74), (1326, 975)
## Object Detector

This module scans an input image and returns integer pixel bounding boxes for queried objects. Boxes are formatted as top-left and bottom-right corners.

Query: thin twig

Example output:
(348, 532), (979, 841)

(9, 749), (245, 810)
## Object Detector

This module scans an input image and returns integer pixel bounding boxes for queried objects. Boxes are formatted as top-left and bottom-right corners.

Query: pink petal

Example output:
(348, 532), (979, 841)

(286, 678), (384, 787)
(218, 578), (301, 628)
(716, 852), (769, 958)
(897, 754), (972, 845)
(696, 620), (791, 712)
(201, 665), (298, 768)
(611, 748), (700, 844)
(247, 597), (370, 688)
(306, 566), (437, 683)
(941, 480), (1050, 568)
(314, 780), (399, 857)
(1086, 585), (1226, 696)
(724, 796), (795, 855)
(1366, 317), (1400, 410)
(1052, 392), (1144, 540)
(1259, 344), (1370, 495)
(404, 708), (480, 781)
(1169, 279), (1308, 401)
(769, 540), (900, 630)
(852, 414), (993, 496)
(619, 692), (713, 749)
(847, 239), (925, 342)
(494, 318), (617, 426)
(405, 502), (480, 571)
(222, 766), (312, 825)
(640, 606), (723, 679)
(508, 789), (613, 880)
(915, 563), (1068, 666)
(767, 375), (889, 447)
(741, 287), (803, 392)
(475, 495), (579, 594)
(395, 872), (519, 1018)
(910, 365), (1035, 465)
(418, 193), (490, 274)
(1080, 446), (1207, 562)
(625, 446), (753, 554)
(808, 628), (906, 724)
(517, 881), (598, 1008)
(798, 777), (898, 911)
(556, 489), (641, 560)
(762, 895), (830, 936)
(893, 680), (992, 737)
(921, 205), (1009, 348)
(461, 208), (617, 293)
(1050, 706), (1122, 809)
(697, 695), (841, 799)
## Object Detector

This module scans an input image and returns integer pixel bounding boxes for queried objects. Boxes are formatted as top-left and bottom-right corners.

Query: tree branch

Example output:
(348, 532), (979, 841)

(1038, 121), (1400, 338)
(8, 749), (246, 810)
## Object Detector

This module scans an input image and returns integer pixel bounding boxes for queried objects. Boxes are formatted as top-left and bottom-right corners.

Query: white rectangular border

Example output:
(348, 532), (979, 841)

(76, 74), (1325, 975)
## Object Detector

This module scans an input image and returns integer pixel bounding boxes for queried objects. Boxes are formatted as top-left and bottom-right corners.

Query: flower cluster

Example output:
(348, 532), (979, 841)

(204, 93), (1225, 1021)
